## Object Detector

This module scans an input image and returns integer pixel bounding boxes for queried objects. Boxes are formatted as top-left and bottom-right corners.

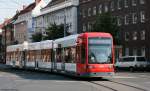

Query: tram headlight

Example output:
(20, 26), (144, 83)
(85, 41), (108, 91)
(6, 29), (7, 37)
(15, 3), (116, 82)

(108, 64), (113, 69)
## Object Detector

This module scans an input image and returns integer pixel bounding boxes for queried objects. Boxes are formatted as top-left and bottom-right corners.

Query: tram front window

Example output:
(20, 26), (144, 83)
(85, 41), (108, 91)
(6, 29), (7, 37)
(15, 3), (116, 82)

(88, 38), (112, 64)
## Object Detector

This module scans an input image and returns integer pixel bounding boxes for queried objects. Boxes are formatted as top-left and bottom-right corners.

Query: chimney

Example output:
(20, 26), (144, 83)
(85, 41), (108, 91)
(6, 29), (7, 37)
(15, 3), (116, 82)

(35, 0), (41, 5)
(16, 10), (20, 14)
(23, 5), (27, 9)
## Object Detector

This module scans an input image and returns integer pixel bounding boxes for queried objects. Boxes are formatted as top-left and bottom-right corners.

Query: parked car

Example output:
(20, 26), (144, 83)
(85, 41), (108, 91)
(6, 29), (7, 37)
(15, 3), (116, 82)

(115, 56), (147, 72)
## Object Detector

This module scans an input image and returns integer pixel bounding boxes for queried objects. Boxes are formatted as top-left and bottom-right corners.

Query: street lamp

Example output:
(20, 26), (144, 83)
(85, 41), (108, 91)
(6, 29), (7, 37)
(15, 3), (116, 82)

(23, 41), (28, 68)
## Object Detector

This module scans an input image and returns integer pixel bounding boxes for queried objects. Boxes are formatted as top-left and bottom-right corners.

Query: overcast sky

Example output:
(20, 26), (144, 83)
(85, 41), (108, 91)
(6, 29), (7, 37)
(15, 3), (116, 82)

(0, 0), (50, 24)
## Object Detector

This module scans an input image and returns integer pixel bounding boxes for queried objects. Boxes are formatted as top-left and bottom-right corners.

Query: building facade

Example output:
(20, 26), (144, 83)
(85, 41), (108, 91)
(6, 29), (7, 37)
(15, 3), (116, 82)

(0, 24), (2, 62)
(34, 0), (79, 35)
(14, 0), (45, 44)
(78, 0), (150, 60)
(1, 19), (14, 63)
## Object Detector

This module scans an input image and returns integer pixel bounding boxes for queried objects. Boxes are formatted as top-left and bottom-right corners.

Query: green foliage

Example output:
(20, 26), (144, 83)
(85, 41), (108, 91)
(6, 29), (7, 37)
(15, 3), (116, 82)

(92, 12), (121, 45)
(31, 32), (42, 42)
(44, 23), (70, 40)
(31, 23), (71, 42)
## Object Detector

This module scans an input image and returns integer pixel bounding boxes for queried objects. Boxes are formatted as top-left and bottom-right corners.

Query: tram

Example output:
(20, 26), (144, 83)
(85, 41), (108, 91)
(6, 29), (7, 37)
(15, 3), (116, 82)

(6, 32), (115, 77)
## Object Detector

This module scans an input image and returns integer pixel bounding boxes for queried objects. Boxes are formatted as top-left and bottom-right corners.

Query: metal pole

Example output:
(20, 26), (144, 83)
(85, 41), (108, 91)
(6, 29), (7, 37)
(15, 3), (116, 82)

(64, 0), (67, 37)
(4, 25), (6, 64)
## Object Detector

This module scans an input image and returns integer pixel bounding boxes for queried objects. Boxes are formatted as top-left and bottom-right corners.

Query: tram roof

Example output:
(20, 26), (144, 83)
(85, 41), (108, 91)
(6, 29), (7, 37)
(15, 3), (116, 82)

(28, 40), (53, 50)
(7, 44), (23, 52)
(54, 34), (79, 48)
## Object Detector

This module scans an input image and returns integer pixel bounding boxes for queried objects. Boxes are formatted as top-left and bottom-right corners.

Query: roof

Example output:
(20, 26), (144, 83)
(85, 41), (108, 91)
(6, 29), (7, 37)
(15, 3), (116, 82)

(11, 12), (20, 22)
(19, 2), (36, 15)
(1, 18), (12, 29)
(43, 0), (65, 9)
(3, 19), (12, 25)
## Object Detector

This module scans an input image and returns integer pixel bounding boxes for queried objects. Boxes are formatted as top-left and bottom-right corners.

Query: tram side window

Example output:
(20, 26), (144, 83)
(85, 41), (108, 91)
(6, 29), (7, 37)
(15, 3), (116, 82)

(33, 50), (36, 62)
(64, 48), (69, 63)
(71, 47), (76, 63)
(48, 50), (52, 62)
(42, 50), (46, 62)
(45, 50), (51, 62)
(56, 48), (62, 62)
(64, 47), (76, 63)
(81, 45), (86, 64)
(31, 51), (35, 62)
(28, 51), (31, 62)
(36, 50), (41, 61)
(27, 52), (29, 61)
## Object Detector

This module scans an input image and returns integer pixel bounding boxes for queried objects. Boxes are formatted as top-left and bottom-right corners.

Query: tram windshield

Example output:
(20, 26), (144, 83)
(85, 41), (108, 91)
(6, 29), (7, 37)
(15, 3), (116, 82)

(88, 37), (112, 64)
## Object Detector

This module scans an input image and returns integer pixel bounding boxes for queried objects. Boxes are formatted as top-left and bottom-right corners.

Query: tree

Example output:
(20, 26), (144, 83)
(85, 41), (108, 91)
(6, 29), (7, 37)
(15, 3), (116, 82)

(31, 32), (43, 42)
(92, 12), (120, 45)
(44, 23), (70, 40)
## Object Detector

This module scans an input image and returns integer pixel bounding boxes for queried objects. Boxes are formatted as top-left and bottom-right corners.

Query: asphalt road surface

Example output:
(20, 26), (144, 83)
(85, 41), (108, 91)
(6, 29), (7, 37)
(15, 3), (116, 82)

(0, 64), (150, 91)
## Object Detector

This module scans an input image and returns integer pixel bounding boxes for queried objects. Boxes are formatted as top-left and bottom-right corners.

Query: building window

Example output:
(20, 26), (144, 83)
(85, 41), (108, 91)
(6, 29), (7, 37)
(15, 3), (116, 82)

(133, 31), (137, 40)
(117, 16), (122, 26)
(133, 48), (137, 56)
(93, 6), (97, 15)
(132, 0), (137, 6)
(141, 47), (145, 56)
(87, 22), (91, 31)
(132, 13), (137, 24)
(82, 24), (86, 32)
(104, 3), (108, 12)
(125, 48), (129, 56)
(124, 0), (128, 8)
(110, 1), (114, 11)
(141, 30), (145, 40)
(117, 0), (122, 10)
(99, 4), (102, 14)
(140, 0), (145, 4)
(82, 9), (86, 18)
(124, 15), (129, 25)
(140, 11), (145, 23)
(125, 32), (130, 41)
(88, 8), (91, 16)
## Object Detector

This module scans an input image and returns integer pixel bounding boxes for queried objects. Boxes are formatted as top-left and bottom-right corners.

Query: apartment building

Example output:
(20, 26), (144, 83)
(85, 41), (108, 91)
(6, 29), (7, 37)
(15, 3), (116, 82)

(34, 0), (79, 35)
(14, 0), (46, 44)
(78, 0), (150, 60)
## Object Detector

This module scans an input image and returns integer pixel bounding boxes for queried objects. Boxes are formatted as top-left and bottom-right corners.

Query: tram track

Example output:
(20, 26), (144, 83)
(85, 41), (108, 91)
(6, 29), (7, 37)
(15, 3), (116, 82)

(88, 80), (148, 91)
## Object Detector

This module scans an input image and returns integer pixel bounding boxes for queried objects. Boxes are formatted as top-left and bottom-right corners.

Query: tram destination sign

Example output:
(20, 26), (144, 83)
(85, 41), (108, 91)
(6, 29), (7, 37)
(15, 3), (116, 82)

(89, 38), (112, 44)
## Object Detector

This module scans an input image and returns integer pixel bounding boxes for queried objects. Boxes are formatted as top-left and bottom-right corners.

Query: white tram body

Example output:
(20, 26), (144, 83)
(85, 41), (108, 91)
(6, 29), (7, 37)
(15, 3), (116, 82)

(6, 35), (78, 72)
(53, 34), (78, 73)
(6, 44), (23, 67)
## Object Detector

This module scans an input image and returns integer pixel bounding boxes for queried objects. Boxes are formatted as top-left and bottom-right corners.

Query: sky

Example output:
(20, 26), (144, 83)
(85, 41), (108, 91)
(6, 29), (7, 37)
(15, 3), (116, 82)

(0, 0), (50, 24)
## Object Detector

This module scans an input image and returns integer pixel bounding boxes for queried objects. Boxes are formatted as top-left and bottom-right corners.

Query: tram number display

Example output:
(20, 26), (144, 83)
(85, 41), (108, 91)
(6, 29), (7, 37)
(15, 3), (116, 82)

(88, 38), (112, 44)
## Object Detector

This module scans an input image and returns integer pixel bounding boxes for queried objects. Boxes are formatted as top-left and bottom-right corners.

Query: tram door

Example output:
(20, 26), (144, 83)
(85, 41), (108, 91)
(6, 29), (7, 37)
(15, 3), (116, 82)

(76, 45), (87, 75)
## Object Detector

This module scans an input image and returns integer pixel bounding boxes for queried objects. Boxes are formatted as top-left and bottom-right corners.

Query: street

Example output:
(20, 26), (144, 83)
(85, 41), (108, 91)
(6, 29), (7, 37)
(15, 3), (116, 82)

(0, 64), (150, 91)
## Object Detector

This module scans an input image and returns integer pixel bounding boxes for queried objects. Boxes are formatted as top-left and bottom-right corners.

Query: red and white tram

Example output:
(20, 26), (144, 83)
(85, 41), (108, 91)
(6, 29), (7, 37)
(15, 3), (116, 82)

(6, 32), (115, 77)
